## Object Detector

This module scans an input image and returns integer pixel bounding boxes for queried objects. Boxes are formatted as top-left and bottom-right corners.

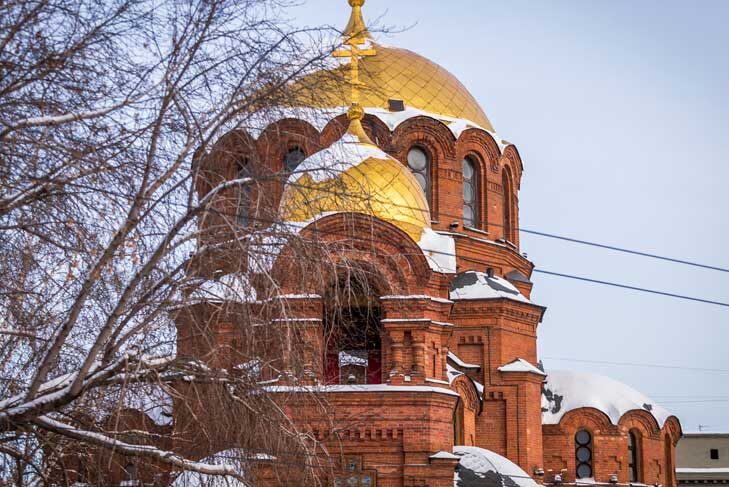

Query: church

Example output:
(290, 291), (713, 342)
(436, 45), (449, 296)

(75, 1), (682, 486)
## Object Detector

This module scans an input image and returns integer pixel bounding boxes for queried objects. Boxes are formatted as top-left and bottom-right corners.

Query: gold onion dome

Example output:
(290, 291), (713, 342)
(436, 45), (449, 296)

(280, 106), (431, 242)
(288, 0), (494, 131)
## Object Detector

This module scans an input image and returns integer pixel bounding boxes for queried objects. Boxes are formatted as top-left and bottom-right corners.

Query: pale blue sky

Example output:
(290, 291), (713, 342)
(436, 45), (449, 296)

(290, 0), (729, 432)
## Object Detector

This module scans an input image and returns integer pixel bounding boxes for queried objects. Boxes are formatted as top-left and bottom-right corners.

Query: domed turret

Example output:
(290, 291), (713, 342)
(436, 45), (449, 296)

(280, 106), (430, 242)
(287, 0), (494, 130)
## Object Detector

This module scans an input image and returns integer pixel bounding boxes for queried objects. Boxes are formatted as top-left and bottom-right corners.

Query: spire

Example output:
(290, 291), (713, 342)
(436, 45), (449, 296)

(343, 0), (370, 43)
(333, 0), (376, 144)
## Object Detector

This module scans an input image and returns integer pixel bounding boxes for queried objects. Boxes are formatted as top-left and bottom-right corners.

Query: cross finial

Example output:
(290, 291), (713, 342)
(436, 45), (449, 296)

(333, 0), (376, 141)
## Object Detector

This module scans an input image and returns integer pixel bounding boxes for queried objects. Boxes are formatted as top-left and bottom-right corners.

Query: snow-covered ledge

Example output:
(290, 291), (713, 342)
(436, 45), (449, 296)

(497, 358), (546, 376)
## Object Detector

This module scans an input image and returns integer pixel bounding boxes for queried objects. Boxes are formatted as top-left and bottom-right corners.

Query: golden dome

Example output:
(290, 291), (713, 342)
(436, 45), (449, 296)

(290, 43), (494, 132)
(280, 120), (431, 242)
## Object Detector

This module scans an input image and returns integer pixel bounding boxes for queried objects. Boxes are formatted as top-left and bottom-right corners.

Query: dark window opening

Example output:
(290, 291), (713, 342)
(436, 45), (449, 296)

(453, 400), (465, 446)
(285, 147), (306, 173)
(575, 429), (593, 479)
(462, 157), (478, 227)
(407, 146), (431, 202)
(711, 448), (720, 460)
(629, 431), (641, 482)
(502, 170), (513, 242)
(324, 276), (382, 385)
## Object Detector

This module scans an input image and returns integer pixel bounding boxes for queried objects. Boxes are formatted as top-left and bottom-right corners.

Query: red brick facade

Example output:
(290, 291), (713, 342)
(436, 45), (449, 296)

(66, 110), (681, 486)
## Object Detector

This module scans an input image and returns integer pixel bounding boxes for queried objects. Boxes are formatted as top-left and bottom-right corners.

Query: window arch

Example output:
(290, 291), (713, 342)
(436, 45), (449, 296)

(575, 429), (593, 480)
(285, 146), (306, 173)
(462, 156), (479, 227)
(502, 169), (513, 242)
(628, 430), (642, 482)
(407, 146), (431, 202)
(236, 158), (252, 226)
(324, 274), (382, 385)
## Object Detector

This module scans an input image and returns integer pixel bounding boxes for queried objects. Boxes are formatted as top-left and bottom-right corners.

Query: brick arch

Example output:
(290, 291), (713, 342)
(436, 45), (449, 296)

(256, 117), (323, 173)
(271, 212), (432, 296)
(451, 374), (480, 413)
(320, 114), (349, 147)
(618, 410), (662, 438)
(559, 407), (615, 433)
(456, 128), (501, 163)
(662, 416), (682, 446)
(391, 116), (457, 221)
(502, 145), (524, 189)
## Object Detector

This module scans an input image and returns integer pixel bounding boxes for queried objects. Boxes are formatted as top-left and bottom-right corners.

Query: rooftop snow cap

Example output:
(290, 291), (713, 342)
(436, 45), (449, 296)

(542, 370), (674, 427)
(449, 271), (531, 303)
(453, 446), (540, 487)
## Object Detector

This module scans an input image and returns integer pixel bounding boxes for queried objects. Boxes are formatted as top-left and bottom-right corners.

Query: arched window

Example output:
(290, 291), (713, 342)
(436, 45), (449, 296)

(285, 146), (306, 173)
(462, 157), (478, 227)
(502, 170), (513, 242)
(236, 158), (252, 226)
(629, 430), (642, 482)
(575, 430), (593, 479)
(453, 399), (465, 446)
(324, 275), (382, 385)
(407, 147), (431, 201)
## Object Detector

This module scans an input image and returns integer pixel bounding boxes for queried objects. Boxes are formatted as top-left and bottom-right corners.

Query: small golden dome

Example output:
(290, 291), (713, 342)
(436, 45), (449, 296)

(289, 42), (494, 132)
(280, 131), (431, 242)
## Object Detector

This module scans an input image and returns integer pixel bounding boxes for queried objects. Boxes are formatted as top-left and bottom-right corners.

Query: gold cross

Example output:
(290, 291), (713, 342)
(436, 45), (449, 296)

(332, 41), (376, 108)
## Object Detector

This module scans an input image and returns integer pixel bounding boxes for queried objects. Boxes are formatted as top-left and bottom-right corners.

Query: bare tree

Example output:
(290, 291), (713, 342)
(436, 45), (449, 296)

(0, 0), (368, 484)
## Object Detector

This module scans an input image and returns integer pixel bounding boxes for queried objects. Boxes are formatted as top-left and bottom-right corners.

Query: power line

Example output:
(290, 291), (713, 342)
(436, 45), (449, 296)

(522, 228), (729, 274)
(533, 269), (729, 308)
(198, 209), (729, 309)
(542, 357), (729, 373)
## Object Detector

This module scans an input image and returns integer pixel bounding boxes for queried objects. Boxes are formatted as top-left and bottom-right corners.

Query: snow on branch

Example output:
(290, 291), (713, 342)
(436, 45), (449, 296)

(34, 415), (244, 478)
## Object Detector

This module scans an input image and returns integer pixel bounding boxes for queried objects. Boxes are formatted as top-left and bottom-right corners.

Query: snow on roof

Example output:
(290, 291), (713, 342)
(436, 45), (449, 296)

(338, 351), (368, 367)
(431, 450), (460, 460)
(450, 271), (531, 303)
(170, 449), (250, 487)
(239, 105), (510, 154)
(266, 384), (459, 397)
(676, 467), (729, 474)
(498, 359), (545, 376)
(124, 385), (173, 426)
(448, 352), (481, 370)
(542, 370), (673, 427)
(242, 106), (344, 140)
(447, 364), (462, 385)
(419, 228), (457, 273)
(677, 468), (729, 474)
(287, 132), (389, 185)
(362, 106), (510, 153)
(453, 446), (539, 487)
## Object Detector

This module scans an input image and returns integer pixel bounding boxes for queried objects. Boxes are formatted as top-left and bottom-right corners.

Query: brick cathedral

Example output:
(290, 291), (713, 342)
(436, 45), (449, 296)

(73, 1), (682, 486)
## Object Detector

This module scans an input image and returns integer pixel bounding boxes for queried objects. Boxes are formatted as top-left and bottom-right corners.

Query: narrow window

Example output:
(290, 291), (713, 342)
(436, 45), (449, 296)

(575, 430), (593, 479)
(462, 157), (478, 227)
(502, 170), (513, 241)
(711, 448), (719, 460)
(629, 431), (641, 482)
(407, 147), (431, 201)
(285, 146), (306, 173)
(236, 158), (251, 226)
